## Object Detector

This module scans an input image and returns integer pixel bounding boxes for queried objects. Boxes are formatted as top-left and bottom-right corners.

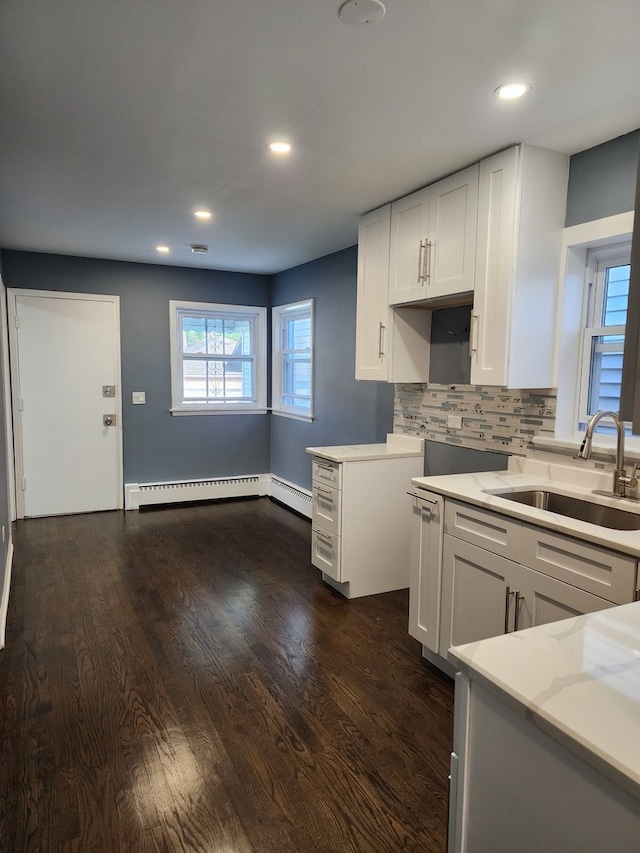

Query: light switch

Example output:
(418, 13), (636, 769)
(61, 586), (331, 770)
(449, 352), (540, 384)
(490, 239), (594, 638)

(132, 391), (146, 405)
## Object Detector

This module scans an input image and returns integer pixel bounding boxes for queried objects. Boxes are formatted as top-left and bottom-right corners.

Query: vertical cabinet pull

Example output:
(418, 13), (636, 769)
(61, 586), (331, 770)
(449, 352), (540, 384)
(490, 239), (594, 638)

(417, 240), (425, 283)
(423, 239), (432, 283)
(470, 313), (479, 354)
(504, 585), (512, 633)
(378, 322), (386, 358)
(514, 592), (524, 631)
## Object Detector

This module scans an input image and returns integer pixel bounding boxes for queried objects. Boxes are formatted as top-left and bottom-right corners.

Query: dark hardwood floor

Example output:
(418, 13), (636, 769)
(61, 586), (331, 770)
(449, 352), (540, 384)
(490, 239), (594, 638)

(0, 497), (454, 852)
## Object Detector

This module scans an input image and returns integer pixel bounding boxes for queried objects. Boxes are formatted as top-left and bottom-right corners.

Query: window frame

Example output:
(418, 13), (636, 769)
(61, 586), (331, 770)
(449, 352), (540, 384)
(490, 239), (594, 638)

(271, 299), (314, 422)
(544, 211), (639, 456)
(169, 300), (267, 415)
(576, 245), (630, 427)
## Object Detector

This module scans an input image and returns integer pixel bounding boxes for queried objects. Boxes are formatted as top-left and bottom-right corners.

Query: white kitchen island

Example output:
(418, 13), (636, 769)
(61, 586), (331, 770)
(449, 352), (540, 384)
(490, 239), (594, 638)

(447, 601), (640, 853)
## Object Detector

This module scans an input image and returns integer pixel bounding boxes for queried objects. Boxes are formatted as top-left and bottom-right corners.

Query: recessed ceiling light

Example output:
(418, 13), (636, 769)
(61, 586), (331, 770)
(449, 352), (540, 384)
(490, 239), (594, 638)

(268, 141), (292, 154)
(338, 0), (386, 25)
(156, 245), (170, 254)
(495, 82), (531, 101)
(194, 210), (212, 220)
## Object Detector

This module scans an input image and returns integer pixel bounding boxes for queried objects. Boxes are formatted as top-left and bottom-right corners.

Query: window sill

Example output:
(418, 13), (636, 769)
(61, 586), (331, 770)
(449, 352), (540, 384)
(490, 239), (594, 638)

(170, 407), (268, 416)
(531, 434), (640, 462)
(271, 409), (314, 423)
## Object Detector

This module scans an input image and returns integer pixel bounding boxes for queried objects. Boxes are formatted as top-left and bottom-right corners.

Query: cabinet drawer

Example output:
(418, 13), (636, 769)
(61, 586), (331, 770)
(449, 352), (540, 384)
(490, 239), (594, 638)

(445, 500), (521, 561)
(312, 457), (342, 489)
(520, 526), (637, 605)
(312, 483), (341, 535)
(311, 526), (341, 582)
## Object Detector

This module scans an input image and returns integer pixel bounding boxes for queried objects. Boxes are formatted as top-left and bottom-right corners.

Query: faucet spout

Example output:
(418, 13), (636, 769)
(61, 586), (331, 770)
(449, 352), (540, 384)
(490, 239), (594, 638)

(577, 410), (629, 497)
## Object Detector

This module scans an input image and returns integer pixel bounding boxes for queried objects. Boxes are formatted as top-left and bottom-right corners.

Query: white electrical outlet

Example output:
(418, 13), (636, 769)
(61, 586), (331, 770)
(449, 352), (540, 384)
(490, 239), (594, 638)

(447, 414), (463, 430)
(132, 391), (146, 405)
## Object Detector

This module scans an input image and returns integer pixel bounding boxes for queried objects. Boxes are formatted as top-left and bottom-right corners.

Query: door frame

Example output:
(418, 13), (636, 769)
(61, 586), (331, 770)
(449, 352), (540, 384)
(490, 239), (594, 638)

(8, 289), (124, 518)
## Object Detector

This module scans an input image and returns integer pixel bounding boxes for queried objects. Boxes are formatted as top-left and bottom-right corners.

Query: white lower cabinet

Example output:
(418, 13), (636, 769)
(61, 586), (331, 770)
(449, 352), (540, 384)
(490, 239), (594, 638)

(311, 452), (423, 598)
(408, 489), (444, 653)
(439, 534), (614, 661)
(409, 494), (632, 671)
(449, 675), (640, 853)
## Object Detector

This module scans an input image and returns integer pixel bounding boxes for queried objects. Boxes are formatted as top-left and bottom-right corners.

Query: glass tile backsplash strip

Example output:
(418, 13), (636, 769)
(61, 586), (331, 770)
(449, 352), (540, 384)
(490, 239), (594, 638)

(394, 384), (557, 454)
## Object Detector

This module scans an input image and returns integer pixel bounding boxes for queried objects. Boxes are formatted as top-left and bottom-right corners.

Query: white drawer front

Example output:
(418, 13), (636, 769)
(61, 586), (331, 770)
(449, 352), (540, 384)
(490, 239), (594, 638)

(312, 457), (342, 489)
(312, 483), (341, 535)
(444, 500), (521, 561)
(520, 526), (637, 605)
(312, 526), (341, 581)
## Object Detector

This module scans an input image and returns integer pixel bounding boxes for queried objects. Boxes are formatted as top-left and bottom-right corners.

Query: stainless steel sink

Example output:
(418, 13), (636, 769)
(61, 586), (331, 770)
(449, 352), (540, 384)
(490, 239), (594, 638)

(491, 489), (640, 531)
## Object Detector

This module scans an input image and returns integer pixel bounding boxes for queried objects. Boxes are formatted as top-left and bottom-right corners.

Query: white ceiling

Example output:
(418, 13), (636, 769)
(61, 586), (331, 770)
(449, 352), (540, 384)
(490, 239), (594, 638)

(1, 0), (640, 275)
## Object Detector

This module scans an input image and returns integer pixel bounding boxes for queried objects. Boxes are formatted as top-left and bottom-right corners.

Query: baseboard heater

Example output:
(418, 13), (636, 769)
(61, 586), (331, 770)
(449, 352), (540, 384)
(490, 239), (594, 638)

(125, 475), (269, 510)
(125, 473), (311, 518)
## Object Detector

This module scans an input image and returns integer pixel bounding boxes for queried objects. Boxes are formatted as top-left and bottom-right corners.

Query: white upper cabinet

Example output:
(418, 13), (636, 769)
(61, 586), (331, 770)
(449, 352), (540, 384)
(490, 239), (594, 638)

(355, 205), (393, 381)
(470, 145), (569, 388)
(389, 165), (478, 305)
(355, 205), (431, 382)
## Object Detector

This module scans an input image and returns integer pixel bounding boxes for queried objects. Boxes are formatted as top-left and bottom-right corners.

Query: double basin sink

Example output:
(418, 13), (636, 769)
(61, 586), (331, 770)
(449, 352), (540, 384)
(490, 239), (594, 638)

(490, 489), (640, 531)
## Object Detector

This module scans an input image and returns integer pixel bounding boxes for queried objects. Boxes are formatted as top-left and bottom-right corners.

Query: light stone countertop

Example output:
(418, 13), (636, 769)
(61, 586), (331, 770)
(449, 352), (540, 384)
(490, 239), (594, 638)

(449, 601), (640, 800)
(306, 433), (424, 463)
(411, 455), (640, 556)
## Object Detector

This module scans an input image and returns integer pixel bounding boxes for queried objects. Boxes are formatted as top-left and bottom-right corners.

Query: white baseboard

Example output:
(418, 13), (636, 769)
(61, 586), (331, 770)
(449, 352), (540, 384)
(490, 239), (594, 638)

(269, 475), (312, 518)
(124, 473), (311, 517)
(0, 537), (14, 649)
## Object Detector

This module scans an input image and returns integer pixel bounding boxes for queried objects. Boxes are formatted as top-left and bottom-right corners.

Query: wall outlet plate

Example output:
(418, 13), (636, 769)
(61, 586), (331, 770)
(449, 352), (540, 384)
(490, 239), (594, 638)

(447, 414), (463, 429)
(132, 391), (146, 405)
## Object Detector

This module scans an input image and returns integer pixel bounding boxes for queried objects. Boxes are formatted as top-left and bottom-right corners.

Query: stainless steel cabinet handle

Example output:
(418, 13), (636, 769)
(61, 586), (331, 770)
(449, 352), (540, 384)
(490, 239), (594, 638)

(378, 322), (386, 358)
(504, 585), (513, 633)
(315, 530), (333, 543)
(315, 487), (333, 497)
(470, 313), (479, 355)
(423, 239), (432, 282)
(417, 240), (425, 283)
(514, 592), (524, 631)
(406, 491), (438, 505)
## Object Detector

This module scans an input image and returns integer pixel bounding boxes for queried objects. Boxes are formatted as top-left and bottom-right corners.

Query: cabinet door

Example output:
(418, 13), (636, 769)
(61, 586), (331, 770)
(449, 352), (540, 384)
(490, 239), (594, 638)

(440, 534), (514, 659)
(388, 188), (430, 305)
(512, 563), (614, 631)
(355, 205), (391, 380)
(470, 146), (518, 386)
(408, 491), (444, 653)
(427, 164), (478, 300)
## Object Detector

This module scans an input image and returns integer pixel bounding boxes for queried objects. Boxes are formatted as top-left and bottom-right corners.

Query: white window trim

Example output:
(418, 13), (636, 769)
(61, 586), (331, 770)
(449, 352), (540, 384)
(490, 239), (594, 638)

(271, 299), (314, 422)
(543, 211), (637, 453)
(169, 300), (267, 415)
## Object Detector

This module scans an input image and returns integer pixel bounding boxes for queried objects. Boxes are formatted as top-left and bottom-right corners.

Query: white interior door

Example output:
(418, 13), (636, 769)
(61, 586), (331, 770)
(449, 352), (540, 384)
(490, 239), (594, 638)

(9, 290), (123, 518)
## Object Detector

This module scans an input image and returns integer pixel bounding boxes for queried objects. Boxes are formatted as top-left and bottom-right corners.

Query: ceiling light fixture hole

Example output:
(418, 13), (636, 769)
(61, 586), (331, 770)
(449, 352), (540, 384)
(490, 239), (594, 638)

(338, 0), (386, 25)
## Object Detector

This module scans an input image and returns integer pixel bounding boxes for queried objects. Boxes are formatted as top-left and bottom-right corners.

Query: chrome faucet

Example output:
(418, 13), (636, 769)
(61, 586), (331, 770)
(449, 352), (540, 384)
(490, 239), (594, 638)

(576, 410), (637, 498)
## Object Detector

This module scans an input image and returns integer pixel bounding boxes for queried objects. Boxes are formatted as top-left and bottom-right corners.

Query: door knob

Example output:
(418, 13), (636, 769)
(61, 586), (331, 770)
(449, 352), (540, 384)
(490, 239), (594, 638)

(103, 414), (116, 427)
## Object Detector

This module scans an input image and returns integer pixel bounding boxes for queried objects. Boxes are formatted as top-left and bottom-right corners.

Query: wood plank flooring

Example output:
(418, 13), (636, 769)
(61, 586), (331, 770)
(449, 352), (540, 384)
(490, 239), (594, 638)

(0, 497), (454, 852)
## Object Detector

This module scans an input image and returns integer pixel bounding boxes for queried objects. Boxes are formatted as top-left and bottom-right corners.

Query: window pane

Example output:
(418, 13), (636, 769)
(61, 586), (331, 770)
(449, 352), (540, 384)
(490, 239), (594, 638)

(182, 359), (207, 398)
(207, 359), (253, 400)
(283, 354), (311, 409)
(602, 264), (630, 326)
(285, 316), (311, 350)
(182, 316), (207, 353)
(587, 337), (625, 417)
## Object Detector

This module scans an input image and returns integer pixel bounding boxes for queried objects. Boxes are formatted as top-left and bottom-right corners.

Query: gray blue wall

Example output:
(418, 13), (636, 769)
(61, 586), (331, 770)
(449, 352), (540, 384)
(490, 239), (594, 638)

(1, 251), (272, 484)
(565, 129), (639, 226)
(270, 246), (394, 490)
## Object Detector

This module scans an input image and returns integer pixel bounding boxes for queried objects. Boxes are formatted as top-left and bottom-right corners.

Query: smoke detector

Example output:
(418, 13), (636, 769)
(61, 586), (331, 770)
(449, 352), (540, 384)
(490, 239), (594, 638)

(338, 0), (385, 25)
(191, 244), (209, 254)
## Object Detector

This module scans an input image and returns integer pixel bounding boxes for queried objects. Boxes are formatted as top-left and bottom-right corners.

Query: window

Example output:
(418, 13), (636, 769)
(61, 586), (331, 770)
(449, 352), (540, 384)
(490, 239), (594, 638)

(169, 301), (267, 414)
(578, 244), (631, 434)
(272, 299), (314, 420)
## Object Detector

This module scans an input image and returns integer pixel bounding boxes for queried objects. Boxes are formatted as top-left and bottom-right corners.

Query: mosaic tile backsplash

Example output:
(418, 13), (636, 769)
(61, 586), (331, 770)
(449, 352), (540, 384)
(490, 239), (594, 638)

(394, 384), (557, 455)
